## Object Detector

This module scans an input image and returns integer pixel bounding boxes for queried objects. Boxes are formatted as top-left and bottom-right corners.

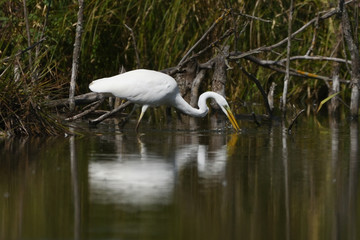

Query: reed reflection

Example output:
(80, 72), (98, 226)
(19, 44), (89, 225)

(348, 121), (359, 240)
(70, 131), (80, 240)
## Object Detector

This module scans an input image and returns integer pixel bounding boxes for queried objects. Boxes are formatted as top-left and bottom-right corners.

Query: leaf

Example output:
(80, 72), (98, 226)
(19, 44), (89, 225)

(317, 92), (340, 113)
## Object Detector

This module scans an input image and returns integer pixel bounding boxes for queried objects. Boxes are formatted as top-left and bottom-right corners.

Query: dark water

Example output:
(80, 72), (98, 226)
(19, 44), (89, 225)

(1, 116), (359, 240)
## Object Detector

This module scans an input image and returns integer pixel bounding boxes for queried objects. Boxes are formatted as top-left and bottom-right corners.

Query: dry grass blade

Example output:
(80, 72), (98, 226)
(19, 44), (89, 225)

(317, 92), (341, 113)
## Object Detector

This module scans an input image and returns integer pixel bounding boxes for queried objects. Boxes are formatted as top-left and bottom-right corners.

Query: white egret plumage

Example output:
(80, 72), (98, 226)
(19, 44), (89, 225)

(89, 69), (240, 131)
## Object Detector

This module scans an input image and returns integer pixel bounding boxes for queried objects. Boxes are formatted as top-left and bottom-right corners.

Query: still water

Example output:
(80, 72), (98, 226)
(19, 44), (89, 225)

(0, 116), (359, 240)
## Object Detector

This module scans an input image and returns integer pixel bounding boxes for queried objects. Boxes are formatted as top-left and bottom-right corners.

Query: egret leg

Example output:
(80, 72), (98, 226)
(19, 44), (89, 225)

(135, 105), (149, 132)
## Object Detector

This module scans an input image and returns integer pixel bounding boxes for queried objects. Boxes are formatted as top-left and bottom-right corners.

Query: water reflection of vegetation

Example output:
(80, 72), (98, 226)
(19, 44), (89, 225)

(0, 118), (359, 239)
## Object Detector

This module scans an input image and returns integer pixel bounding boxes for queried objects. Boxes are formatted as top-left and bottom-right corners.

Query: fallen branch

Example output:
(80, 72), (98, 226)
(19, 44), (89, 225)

(65, 99), (104, 121)
(89, 101), (132, 125)
(45, 92), (104, 107)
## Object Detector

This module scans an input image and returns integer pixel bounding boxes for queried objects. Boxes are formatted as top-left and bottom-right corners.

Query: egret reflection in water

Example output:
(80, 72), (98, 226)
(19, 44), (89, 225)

(89, 134), (237, 206)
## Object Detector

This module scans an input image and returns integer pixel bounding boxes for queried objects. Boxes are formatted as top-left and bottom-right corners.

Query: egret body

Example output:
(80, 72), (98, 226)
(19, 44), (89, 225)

(89, 69), (240, 131)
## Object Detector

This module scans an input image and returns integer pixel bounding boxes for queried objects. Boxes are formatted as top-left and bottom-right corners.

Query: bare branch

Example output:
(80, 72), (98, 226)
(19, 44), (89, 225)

(275, 55), (351, 64)
(69, 0), (84, 111)
(175, 28), (234, 73)
(305, 13), (319, 56)
(229, 1), (355, 61)
(281, 0), (293, 112)
(178, 9), (230, 66)
(0, 38), (46, 64)
(240, 67), (272, 116)
(234, 11), (272, 23)
(242, 54), (351, 83)
(124, 23), (141, 68)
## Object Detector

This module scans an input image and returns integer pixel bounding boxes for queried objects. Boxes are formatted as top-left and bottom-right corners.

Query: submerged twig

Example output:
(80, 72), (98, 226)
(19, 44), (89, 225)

(251, 112), (261, 126)
(288, 109), (305, 134)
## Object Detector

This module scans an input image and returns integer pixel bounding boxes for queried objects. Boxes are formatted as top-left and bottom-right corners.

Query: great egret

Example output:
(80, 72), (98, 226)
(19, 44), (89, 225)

(89, 69), (240, 132)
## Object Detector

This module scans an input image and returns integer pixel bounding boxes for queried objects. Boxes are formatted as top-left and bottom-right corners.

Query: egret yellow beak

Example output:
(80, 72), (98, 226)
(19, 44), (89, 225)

(224, 106), (240, 132)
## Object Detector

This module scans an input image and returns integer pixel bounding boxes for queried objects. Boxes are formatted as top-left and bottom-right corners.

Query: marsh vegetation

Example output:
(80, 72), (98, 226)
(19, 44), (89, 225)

(0, 0), (359, 135)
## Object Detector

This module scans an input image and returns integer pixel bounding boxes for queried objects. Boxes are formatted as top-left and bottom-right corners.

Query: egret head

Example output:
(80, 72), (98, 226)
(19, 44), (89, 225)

(199, 92), (240, 132)
(219, 104), (240, 132)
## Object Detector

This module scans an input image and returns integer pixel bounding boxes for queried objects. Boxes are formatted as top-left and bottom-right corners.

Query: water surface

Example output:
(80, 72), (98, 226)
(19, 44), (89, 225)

(0, 116), (359, 240)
